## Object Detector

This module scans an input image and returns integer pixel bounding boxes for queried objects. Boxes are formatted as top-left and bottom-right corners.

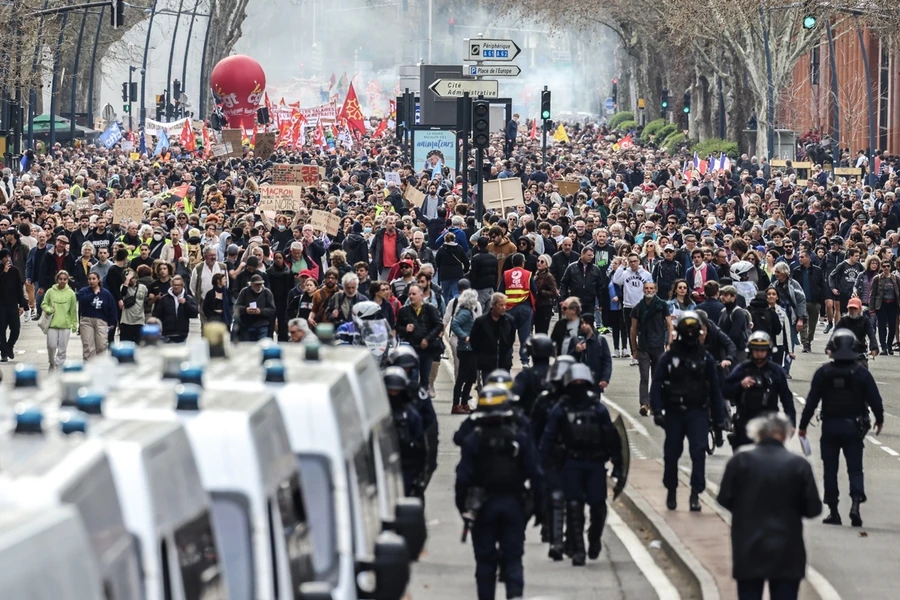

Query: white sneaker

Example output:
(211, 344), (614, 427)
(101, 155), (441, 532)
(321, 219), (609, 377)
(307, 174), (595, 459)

(630, 357), (639, 366)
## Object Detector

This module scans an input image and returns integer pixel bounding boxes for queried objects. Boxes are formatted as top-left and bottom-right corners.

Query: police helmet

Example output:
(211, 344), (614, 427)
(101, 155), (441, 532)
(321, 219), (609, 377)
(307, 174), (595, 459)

(383, 366), (410, 393)
(563, 363), (594, 389)
(730, 261), (754, 282)
(747, 331), (773, 353)
(676, 311), (703, 344)
(829, 236), (843, 247)
(352, 301), (382, 322)
(477, 384), (512, 413)
(829, 329), (859, 361)
(526, 334), (555, 359)
(388, 344), (420, 370)
(485, 369), (514, 390)
(547, 355), (577, 384)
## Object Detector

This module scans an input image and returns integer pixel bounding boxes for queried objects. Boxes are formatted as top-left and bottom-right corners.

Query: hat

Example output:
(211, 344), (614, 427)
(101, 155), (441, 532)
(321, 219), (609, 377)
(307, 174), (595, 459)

(399, 259), (414, 268)
(226, 243), (239, 255)
(580, 313), (595, 326)
(55, 234), (69, 244)
(250, 274), (264, 283)
(245, 256), (259, 268)
(755, 245), (766, 253)
(297, 269), (316, 279)
(352, 221), (363, 234)
(188, 228), (201, 239)
(664, 244), (675, 251)
(847, 297), (862, 309)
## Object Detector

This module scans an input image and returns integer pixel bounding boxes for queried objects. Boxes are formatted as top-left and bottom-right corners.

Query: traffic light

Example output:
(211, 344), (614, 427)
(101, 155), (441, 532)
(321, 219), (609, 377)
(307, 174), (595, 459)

(111, 0), (124, 28)
(172, 79), (182, 102)
(472, 99), (490, 149)
(540, 90), (551, 121)
(155, 94), (165, 120)
(683, 91), (691, 114)
(611, 78), (618, 102)
(802, 15), (817, 29)
(661, 89), (669, 111)
(121, 82), (129, 102)
(129, 82), (138, 103)
(123, 104), (130, 113)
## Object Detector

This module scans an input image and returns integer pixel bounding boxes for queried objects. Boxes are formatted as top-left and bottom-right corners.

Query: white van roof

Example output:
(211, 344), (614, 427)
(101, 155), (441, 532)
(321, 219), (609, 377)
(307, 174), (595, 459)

(0, 505), (105, 600)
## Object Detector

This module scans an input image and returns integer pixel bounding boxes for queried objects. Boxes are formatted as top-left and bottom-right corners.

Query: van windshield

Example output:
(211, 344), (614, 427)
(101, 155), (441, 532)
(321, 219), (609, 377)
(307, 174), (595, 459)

(173, 511), (226, 600)
(275, 473), (316, 596)
(209, 493), (254, 599)
(296, 455), (339, 583)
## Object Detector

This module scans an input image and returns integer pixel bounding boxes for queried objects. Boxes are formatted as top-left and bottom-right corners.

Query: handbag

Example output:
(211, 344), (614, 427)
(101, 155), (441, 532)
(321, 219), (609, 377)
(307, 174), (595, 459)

(38, 311), (51, 334)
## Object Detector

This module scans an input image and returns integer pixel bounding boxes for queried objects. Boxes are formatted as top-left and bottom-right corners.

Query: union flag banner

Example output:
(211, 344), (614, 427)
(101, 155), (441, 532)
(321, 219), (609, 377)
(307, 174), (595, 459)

(339, 83), (367, 136)
(373, 118), (387, 138)
(179, 120), (196, 152)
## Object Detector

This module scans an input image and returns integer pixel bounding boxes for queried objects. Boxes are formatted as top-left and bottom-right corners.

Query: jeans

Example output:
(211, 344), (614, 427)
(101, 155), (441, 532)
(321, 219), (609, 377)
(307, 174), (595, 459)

(242, 325), (270, 342)
(608, 309), (627, 351)
(876, 301), (898, 351)
(453, 351), (478, 407)
(736, 579), (801, 600)
(637, 346), (664, 407)
(533, 304), (553, 334)
(441, 279), (459, 306)
(418, 353), (434, 390)
(801, 302), (820, 346)
(506, 303), (533, 364)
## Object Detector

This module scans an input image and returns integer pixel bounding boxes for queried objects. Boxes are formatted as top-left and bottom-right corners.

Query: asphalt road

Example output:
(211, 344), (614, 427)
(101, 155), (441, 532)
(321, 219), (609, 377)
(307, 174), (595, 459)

(602, 319), (900, 600)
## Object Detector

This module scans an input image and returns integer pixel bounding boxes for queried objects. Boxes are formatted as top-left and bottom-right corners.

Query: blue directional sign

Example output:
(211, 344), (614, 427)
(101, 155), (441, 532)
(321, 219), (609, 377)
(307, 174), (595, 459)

(604, 97), (615, 112)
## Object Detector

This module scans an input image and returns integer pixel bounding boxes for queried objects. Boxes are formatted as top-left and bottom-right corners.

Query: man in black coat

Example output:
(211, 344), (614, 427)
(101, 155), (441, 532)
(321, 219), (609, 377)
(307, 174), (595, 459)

(559, 246), (604, 316)
(469, 292), (516, 381)
(468, 236), (498, 310)
(370, 214), (409, 280)
(717, 413), (822, 600)
(550, 237), (578, 289)
(792, 250), (826, 352)
(39, 234), (77, 294)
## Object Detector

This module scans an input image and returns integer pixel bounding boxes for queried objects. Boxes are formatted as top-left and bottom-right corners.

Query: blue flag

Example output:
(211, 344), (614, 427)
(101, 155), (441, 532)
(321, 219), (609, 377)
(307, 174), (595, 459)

(19, 154), (27, 173)
(154, 130), (169, 156)
(139, 127), (147, 155)
(98, 122), (123, 149)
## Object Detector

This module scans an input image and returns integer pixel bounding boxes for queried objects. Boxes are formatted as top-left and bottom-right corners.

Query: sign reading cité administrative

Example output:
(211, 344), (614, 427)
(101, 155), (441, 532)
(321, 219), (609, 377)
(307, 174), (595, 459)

(258, 185), (305, 212)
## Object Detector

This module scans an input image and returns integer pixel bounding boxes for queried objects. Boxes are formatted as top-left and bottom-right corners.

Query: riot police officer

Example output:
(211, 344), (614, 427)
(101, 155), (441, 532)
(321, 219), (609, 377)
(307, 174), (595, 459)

(388, 345), (439, 485)
(799, 329), (884, 527)
(454, 368), (531, 446)
(455, 385), (544, 600)
(723, 331), (796, 449)
(539, 364), (622, 566)
(530, 354), (576, 555)
(650, 311), (727, 512)
(512, 334), (555, 416)
(384, 367), (428, 497)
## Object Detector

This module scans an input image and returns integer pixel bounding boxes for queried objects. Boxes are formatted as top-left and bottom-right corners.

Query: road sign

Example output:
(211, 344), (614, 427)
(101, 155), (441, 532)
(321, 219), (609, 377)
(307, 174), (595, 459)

(465, 39), (521, 62)
(467, 64), (521, 77)
(101, 103), (116, 122)
(428, 79), (499, 99)
(604, 97), (615, 112)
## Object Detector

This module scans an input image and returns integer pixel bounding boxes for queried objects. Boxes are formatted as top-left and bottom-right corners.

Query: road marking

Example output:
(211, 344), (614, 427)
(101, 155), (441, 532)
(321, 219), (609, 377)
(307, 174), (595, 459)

(880, 446), (900, 457)
(608, 507), (681, 600)
(866, 436), (882, 446)
(601, 394), (650, 438)
(793, 394), (806, 405)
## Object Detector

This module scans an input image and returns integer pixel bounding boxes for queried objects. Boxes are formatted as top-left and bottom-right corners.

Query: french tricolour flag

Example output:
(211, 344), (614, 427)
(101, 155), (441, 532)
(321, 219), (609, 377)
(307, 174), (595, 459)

(711, 153), (732, 172)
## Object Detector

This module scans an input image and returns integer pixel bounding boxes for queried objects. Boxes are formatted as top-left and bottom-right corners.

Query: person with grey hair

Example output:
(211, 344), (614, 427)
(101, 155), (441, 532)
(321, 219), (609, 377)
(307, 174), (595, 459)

(717, 413), (822, 600)
(449, 288), (480, 413)
(326, 272), (368, 326)
(287, 317), (318, 344)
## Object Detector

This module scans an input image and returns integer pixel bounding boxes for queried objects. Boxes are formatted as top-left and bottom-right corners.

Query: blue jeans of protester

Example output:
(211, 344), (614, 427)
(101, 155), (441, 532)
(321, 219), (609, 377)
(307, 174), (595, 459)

(441, 279), (460, 306)
(506, 303), (533, 364)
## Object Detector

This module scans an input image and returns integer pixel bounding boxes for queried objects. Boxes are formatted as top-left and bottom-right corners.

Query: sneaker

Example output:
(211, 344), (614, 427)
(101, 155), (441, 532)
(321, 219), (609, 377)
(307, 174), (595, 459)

(630, 357), (639, 366)
(639, 405), (650, 417)
(824, 323), (833, 334)
(30, 309), (36, 320)
(613, 349), (620, 359)
(802, 343), (811, 353)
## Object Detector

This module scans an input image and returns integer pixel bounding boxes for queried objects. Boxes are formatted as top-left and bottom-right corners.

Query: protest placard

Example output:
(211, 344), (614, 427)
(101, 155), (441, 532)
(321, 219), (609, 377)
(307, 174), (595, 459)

(112, 198), (144, 225)
(310, 209), (341, 236)
(556, 180), (581, 196)
(211, 142), (233, 157)
(272, 164), (320, 186)
(257, 185), (305, 212)
(74, 198), (91, 212)
(403, 185), (426, 208)
(483, 179), (524, 213)
(254, 132), (276, 158)
(221, 129), (243, 158)
(385, 172), (402, 186)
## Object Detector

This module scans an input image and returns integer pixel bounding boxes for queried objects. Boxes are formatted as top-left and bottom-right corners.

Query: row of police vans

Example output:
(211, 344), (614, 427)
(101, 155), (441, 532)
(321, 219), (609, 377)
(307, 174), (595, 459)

(0, 334), (427, 600)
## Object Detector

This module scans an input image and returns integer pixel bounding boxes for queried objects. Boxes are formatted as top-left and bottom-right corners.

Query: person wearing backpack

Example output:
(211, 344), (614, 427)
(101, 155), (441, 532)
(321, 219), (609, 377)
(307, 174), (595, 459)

(748, 290), (782, 343)
(719, 285), (752, 363)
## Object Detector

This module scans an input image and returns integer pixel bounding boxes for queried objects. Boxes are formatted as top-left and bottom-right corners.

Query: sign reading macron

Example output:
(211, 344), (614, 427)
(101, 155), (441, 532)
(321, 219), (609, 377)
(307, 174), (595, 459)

(258, 185), (305, 212)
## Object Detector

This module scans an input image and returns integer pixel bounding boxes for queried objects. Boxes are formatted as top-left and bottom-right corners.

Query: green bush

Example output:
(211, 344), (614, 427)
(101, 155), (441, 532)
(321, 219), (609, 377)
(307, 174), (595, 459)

(692, 138), (739, 158)
(655, 123), (678, 142)
(608, 111), (634, 130)
(615, 120), (636, 132)
(664, 132), (688, 154)
(641, 118), (666, 142)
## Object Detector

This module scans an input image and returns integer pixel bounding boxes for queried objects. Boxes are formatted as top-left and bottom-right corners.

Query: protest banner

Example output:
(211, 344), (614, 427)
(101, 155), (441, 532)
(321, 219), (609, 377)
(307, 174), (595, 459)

(129, 152), (141, 161)
(112, 198), (144, 225)
(483, 179), (524, 213)
(310, 209), (341, 236)
(74, 198), (91, 212)
(254, 132), (276, 158)
(403, 185), (426, 208)
(556, 180), (581, 196)
(221, 129), (243, 158)
(258, 185), (305, 212)
(272, 164), (320, 186)
(143, 117), (190, 137)
(385, 172), (402, 186)
(211, 142), (233, 157)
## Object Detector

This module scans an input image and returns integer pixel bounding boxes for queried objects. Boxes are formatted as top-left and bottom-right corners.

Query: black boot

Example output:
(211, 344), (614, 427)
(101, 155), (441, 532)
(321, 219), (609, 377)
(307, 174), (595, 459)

(823, 503), (842, 525)
(548, 491), (565, 561)
(849, 498), (863, 527)
(587, 503), (608, 560)
(666, 488), (677, 510)
(689, 491), (701, 512)
(567, 501), (586, 566)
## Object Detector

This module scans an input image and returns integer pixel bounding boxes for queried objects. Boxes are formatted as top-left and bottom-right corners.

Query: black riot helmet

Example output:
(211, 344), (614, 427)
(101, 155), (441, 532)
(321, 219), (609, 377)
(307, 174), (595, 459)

(485, 369), (514, 390)
(388, 345), (420, 387)
(829, 329), (859, 361)
(546, 355), (577, 386)
(383, 366), (410, 394)
(526, 334), (555, 360)
(563, 363), (594, 390)
(676, 311), (703, 346)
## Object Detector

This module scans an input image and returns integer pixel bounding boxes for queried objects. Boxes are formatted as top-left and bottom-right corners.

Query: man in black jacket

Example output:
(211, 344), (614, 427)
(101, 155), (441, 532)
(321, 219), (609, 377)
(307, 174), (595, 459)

(468, 236), (498, 311)
(550, 237), (578, 290)
(0, 248), (28, 361)
(469, 292), (516, 382)
(651, 245), (684, 300)
(559, 246), (604, 317)
(38, 234), (77, 295)
(396, 284), (443, 390)
(235, 274), (277, 341)
(152, 275), (199, 343)
(792, 250), (826, 352)
(717, 413), (822, 600)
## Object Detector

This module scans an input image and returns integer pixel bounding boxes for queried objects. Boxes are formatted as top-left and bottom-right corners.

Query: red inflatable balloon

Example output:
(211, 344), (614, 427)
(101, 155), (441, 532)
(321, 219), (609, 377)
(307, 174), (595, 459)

(210, 55), (266, 129)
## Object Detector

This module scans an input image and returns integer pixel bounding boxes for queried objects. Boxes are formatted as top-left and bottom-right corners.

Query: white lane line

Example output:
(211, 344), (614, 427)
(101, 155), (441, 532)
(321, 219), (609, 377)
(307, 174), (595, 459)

(608, 507), (681, 600)
(793, 394), (806, 405)
(601, 394), (651, 438)
(866, 436), (882, 446)
(881, 446), (900, 457)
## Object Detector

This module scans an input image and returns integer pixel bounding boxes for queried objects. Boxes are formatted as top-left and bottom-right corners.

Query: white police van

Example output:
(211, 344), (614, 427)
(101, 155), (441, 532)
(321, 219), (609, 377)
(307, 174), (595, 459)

(81, 377), (319, 600)
(0, 505), (106, 599)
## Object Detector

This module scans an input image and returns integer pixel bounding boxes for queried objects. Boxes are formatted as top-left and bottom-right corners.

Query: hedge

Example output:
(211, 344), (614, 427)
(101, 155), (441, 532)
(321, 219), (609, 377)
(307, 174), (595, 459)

(664, 132), (688, 154)
(655, 123), (679, 143)
(691, 138), (739, 158)
(608, 111), (635, 130)
(641, 118), (667, 142)
(614, 120), (636, 132)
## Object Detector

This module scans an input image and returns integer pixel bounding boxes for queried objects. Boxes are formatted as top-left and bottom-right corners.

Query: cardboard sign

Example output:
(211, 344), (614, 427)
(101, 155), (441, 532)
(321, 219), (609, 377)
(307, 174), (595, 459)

(310, 209), (341, 236)
(221, 129), (243, 158)
(112, 197), (144, 225)
(556, 180), (581, 196)
(272, 164), (320, 186)
(211, 142), (233, 157)
(483, 179), (524, 213)
(254, 132), (276, 158)
(129, 152), (141, 161)
(403, 185), (426, 208)
(74, 198), (91, 212)
(257, 185), (305, 212)
(834, 167), (860, 176)
(385, 172), (402, 186)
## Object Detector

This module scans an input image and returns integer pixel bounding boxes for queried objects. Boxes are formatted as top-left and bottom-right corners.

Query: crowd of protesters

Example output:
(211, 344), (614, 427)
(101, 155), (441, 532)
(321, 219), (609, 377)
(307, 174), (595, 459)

(0, 120), (897, 406)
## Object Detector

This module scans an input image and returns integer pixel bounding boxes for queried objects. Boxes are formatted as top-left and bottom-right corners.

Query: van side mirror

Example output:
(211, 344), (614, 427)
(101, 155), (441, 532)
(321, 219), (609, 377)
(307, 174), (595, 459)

(300, 581), (333, 600)
(357, 530), (409, 600)
(392, 497), (426, 560)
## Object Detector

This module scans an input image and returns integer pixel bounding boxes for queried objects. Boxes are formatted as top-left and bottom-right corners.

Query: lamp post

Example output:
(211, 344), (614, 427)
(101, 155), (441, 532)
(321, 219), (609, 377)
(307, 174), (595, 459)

(759, 5), (775, 159)
(139, 0), (160, 129)
(825, 21), (840, 170)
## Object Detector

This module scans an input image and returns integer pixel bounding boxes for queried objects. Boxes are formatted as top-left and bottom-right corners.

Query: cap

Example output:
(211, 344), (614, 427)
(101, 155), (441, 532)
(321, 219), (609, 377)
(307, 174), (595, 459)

(250, 274), (264, 283)
(847, 297), (862, 309)
(298, 269), (316, 279)
(664, 244), (675, 251)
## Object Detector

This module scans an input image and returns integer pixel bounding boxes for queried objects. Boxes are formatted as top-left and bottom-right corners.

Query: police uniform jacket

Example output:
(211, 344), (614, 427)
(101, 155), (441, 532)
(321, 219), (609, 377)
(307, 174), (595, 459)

(723, 360), (796, 424)
(649, 342), (726, 422)
(539, 399), (622, 469)
(799, 361), (884, 430)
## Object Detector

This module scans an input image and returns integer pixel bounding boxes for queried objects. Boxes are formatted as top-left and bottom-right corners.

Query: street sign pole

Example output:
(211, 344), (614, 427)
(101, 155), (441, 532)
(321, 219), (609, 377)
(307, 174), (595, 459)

(541, 85), (548, 172)
(458, 92), (470, 205)
(475, 93), (485, 223)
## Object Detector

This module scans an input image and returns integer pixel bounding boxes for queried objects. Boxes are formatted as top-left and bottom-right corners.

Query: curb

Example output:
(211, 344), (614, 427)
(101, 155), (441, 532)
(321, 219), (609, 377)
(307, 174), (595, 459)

(617, 481), (721, 600)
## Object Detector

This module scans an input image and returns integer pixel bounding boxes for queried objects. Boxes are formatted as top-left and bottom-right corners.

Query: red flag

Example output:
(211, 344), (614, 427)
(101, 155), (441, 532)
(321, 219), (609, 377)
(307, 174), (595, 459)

(529, 119), (537, 141)
(618, 133), (633, 150)
(250, 128), (257, 149)
(201, 125), (211, 157)
(179, 120), (196, 152)
(339, 82), (367, 136)
(329, 73), (336, 90)
(373, 118), (387, 138)
(313, 122), (326, 148)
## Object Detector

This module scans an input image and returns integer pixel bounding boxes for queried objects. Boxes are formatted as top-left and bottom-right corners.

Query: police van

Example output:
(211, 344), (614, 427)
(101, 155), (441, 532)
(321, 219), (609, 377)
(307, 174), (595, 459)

(0, 505), (106, 599)
(0, 393), (143, 600)
(85, 379), (319, 600)
(206, 353), (411, 600)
